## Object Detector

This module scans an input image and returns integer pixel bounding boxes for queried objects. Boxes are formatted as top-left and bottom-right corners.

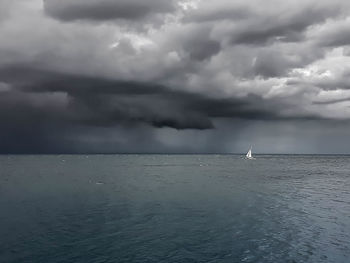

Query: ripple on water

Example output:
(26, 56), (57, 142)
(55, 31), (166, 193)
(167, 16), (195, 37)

(0, 154), (349, 263)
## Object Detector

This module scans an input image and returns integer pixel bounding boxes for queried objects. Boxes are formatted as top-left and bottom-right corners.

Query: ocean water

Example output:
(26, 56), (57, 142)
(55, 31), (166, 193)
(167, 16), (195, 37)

(0, 154), (349, 263)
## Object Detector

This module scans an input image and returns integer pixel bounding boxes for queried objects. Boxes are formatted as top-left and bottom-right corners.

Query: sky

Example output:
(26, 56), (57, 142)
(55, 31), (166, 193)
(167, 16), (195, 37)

(1, 0), (350, 154)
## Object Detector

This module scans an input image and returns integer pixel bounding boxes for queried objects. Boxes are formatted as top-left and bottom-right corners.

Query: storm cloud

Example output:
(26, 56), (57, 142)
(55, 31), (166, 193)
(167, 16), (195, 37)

(43, 0), (176, 22)
(1, 0), (350, 153)
(0, 65), (285, 131)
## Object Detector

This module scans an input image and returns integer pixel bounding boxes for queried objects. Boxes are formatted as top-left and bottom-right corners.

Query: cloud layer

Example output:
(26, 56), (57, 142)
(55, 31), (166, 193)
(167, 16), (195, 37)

(1, 0), (350, 153)
(43, 0), (176, 22)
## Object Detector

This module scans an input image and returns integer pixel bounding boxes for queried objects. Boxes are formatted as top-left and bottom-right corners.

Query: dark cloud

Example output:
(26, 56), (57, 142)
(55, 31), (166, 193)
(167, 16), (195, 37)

(180, 26), (221, 61)
(184, 6), (252, 24)
(0, 90), (71, 153)
(229, 5), (342, 45)
(43, 0), (176, 22)
(0, 0), (350, 153)
(1, 65), (288, 129)
(184, 38), (220, 61)
(181, 1), (344, 46)
(0, 64), (284, 153)
(316, 23), (350, 47)
(253, 51), (294, 78)
(312, 97), (350, 105)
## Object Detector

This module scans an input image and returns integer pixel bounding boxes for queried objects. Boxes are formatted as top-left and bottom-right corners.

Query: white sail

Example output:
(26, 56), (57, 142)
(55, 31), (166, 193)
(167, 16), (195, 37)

(246, 147), (254, 159)
(246, 149), (252, 158)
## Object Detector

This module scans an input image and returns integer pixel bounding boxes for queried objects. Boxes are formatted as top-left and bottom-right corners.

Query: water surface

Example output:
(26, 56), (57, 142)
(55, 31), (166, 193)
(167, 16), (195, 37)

(0, 155), (349, 262)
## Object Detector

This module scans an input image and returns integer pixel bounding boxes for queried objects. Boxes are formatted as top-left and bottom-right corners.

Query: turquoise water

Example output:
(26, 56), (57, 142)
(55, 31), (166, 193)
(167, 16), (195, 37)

(0, 155), (349, 262)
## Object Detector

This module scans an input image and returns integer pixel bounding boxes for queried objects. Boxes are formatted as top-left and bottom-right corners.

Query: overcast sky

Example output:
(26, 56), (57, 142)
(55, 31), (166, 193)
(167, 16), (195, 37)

(1, 0), (350, 153)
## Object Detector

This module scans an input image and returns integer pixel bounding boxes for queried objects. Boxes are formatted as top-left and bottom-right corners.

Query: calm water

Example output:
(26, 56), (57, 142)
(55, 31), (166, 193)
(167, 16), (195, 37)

(0, 155), (349, 263)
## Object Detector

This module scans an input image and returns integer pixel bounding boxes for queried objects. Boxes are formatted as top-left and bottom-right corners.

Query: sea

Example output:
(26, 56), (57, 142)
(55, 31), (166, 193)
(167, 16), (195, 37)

(0, 154), (349, 263)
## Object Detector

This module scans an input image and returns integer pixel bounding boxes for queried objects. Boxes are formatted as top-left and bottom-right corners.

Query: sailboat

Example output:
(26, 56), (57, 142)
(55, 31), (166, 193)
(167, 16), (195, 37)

(246, 146), (255, 159)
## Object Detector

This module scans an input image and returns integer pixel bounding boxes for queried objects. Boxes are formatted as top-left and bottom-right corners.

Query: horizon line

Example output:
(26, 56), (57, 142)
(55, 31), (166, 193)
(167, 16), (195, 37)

(1, 152), (350, 155)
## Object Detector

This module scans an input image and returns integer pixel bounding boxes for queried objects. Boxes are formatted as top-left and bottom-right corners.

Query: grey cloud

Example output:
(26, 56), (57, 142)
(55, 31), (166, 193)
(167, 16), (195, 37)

(183, 1), (343, 46)
(312, 97), (350, 105)
(0, 65), (298, 133)
(251, 43), (324, 78)
(183, 5), (253, 24)
(43, 0), (176, 22)
(0, 90), (72, 154)
(180, 26), (221, 61)
(288, 70), (350, 91)
(230, 5), (341, 45)
(316, 80), (350, 91)
(253, 51), (294, 78)
(316, 23), (350, 47)
(1, 0), (350, 153)
(185, 38), (220, 61)
(0, 0), (12, 23)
